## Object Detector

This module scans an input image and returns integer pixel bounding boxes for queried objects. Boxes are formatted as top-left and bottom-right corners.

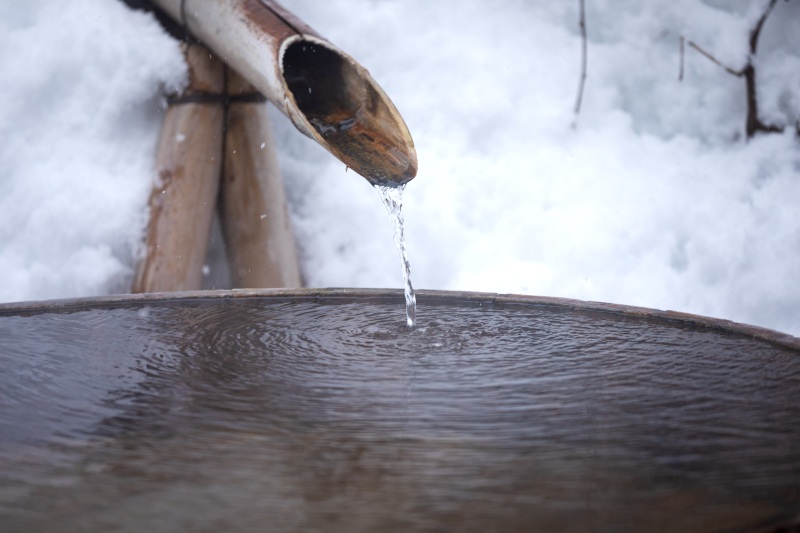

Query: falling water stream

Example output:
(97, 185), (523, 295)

(375, 183), (416, 328)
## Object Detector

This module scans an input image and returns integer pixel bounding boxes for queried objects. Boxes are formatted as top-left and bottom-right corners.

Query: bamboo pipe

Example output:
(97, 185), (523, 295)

(132, 43), (225, 293)
(220, 70), (303, 288)
(150, 0), (417, 186)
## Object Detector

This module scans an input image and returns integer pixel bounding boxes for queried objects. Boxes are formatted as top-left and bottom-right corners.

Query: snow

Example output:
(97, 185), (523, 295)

(1, 0), (799, 336)
(0, 0), (185, 301)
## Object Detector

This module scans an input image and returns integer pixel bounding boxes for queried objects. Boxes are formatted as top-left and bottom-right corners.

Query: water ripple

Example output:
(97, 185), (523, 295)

(1, 297), (799, 531)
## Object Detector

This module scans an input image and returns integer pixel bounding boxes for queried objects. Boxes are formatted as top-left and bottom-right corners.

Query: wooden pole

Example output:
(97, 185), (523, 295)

(132, 43), (226, 293)
(220, 70), (302, 288)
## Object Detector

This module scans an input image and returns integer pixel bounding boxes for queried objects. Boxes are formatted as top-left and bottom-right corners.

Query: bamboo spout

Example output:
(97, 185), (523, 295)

(150, 0), (417, 185)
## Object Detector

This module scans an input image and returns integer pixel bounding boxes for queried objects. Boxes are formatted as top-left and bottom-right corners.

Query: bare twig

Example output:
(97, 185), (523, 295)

(686, 40), (744, 77)
(682, 0), (785, 138)
(749, 0), (780, 57)
(678, 36), (684, 81)
(743, 0), (782, 136)
(572, 0), (587, 127)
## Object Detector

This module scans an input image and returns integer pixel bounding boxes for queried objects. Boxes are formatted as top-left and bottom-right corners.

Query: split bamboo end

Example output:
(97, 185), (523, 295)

(279, 36), (417, 186)
(151, 0), (417, 187)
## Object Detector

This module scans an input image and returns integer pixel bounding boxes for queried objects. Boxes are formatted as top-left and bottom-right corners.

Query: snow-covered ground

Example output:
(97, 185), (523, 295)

(1, 0), (799, 335)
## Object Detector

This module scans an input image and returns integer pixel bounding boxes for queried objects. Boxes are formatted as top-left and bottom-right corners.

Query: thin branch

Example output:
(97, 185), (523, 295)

(686, 40), (744, 77)
(682, 0), (786, 138)
(678, 36), (684, 81)
(744, 0), (783, 136)
(749, 0), (780, 57)
(572, 0), (588, 126)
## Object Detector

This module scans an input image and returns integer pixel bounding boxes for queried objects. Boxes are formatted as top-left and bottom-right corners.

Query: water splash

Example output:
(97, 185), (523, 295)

(375, 183), (416, 328)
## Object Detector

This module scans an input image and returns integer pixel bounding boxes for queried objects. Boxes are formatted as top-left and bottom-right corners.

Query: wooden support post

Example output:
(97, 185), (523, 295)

(220, 70), (302, 288)
(132, 44), (225, 293)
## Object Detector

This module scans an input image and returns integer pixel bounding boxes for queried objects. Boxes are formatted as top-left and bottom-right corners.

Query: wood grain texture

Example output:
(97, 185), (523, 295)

(220, 71), (302, 288)
(132, 44), (225, 293)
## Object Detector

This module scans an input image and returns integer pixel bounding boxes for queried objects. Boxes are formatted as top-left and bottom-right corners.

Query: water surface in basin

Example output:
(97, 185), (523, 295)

(1, 295), (799, 532)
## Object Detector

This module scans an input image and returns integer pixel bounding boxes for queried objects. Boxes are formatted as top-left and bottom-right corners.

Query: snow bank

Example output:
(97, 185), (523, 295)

(1, 0), (799, 336)
(274, 0), (800, 335)
(0, 0), (185, 301)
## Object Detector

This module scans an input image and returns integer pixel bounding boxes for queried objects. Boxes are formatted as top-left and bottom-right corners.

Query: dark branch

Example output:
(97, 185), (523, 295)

(572, 0), (588, 127)
(744, 0), (783, 137)
(682, 0), (786, 138)
(686, 40), (744, 77)
(749, 0), (780, 56)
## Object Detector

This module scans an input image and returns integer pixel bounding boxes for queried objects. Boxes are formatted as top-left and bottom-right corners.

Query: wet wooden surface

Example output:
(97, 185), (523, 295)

(1, 291), (799, 531)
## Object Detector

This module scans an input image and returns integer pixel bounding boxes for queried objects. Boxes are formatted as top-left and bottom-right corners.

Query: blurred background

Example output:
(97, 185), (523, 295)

(1, 0), (799, 334)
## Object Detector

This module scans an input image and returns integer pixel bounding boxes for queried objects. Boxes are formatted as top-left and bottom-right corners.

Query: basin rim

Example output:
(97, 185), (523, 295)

(0, 288), (797, 351)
